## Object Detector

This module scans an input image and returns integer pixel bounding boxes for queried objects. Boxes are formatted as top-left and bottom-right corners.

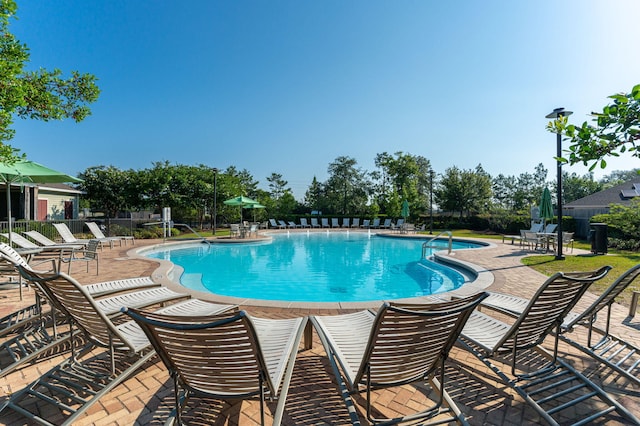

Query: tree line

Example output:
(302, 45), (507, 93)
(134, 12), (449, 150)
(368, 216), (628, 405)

(77, 155), (638, 227)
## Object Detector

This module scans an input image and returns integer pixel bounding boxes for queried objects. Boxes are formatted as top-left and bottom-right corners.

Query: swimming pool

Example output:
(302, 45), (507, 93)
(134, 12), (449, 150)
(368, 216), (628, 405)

(144, 233), (482, 302)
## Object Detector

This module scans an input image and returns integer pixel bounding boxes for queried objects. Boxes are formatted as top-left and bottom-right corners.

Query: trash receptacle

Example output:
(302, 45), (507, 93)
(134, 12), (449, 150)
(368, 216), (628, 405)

(590, 223), (608, 254)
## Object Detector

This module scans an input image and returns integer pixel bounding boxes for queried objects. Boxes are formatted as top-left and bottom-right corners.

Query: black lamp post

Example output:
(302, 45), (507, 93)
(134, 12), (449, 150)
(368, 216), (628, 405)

(212, 167), (218, 235)
(545, 107), (572, 260)
(429, 170), (434, 234)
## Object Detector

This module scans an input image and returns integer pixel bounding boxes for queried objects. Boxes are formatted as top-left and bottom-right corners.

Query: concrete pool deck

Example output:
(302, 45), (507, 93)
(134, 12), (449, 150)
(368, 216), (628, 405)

(0, 233), (638, 425)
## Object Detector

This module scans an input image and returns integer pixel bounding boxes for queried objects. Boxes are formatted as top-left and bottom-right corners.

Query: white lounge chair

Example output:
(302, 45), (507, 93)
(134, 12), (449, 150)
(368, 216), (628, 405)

(299, 218), (311, 228)
(458, 267), (638, 424)
(331, 218), (340, 228)
(86, 221), (135, 246)
(310, 218), (320, 228)
(53, 223), (92, 246)
(23, 230), (83, 249)
(342, 218), (350, 228)
(0, 267), (235, 425)
(321, 218), (330, 228)
(311, 294), (488, 425)
(125, 308), (309, 425)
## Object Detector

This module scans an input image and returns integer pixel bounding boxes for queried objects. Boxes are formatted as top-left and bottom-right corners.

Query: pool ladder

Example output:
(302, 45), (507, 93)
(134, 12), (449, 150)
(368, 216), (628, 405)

(421, 230), (453, 258)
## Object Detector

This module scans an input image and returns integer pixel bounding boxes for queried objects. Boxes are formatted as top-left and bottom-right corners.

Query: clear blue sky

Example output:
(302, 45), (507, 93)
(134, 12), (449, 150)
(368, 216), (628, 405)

(10, 1), (640, 199)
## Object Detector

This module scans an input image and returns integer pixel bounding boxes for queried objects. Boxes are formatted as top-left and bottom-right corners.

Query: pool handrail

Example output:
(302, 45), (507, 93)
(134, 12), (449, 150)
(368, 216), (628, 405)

(422, 231), (453, 258)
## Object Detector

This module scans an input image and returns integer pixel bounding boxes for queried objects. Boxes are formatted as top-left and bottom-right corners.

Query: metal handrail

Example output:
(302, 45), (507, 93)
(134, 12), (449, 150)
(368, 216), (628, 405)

(422, 230), (453, 258)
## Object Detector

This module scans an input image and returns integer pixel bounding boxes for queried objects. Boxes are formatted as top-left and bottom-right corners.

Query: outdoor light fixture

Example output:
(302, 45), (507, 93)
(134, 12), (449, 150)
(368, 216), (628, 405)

(213, 167), (218, 235)
(545, 107), (573, 260)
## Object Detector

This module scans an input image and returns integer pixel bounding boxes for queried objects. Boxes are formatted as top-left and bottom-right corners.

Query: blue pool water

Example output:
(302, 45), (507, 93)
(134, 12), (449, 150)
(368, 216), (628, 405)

(145, 233), (481, 302)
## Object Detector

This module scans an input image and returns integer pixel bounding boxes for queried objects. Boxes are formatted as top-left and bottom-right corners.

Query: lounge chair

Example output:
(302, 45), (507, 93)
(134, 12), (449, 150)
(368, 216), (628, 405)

(391, 218), (404, 232)
(351, 218), (360, 228)
(86, 221), (135, 246)
(0, 267), (235, 425)
(299, 218), (311, 228)
(321, 218), (330, 228)
(1, 232), (82, 252)
(342, 218), (350, 228)
(268, 219), (285, 229)
(522, 230), (544, 251)
(381, 218), (392, 229)
(361, 219), (370, 228)
(311, 294), (488, 425)
(0, 242), (190, 381)
(53, 222), (92, 246)
(278, 219), (289, 229)
(287, 221), (298, 228)
(23, 230), (84, 249)
(331, 218), (340, 228)
(543, 223), (557, 234)
(248, 223), (259, 237)
(371, 218), (380, 228)
(58, 239), (100, 274)
(124, 308), (309, 426)
(458, 267), (639, 424)
(310, 218), (320, 228)
(481, 264), (640, 386)
(553, 231), (574, 253)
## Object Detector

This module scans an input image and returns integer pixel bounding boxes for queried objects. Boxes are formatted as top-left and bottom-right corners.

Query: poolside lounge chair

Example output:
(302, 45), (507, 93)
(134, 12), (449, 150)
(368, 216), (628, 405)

(391, 218), (404, 232)
(0, 267), (235, 425)
(269, 218), (285, 229)
(1, 232), (82, 253)
(342, 218), (350, 228)
(311, 293), (488, 425)
(321, 218), (330, 228)
(299, 218), (311, 228)
(361, 219), (370, 228)
(381, 218), (392, 229)
(58, 239), (100, 274)
(23, 230), (84, 249)
(86, 221), (135, 246)
(287, 221), (298, 228)
(351, 218), (360, 228)
(331, 218), (340, 228)
(543, 223), (557, 234)
(481, 264), (640, 386)
(53, 223), (92, 247)
(310, 218), (320, 228)
(371, 218), (380, 228)
(124, 308), (309, 426)
(458, 267), (639, 424)
(278, 219), (289, 229)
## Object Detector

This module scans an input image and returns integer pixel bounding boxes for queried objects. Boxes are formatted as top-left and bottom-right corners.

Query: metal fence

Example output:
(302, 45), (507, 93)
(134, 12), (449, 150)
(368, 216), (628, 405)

(0, 218), (145, 242)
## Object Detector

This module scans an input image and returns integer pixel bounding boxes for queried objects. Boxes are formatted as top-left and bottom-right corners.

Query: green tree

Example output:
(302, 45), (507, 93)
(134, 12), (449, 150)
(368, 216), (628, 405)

(79, 166), (135, 218)
(556, 172), (602, 204)
(266, 172), (289, 200)
(0, 0), (99, 161)
(325, 156), (370, 215)
(548, 84), (640, 170)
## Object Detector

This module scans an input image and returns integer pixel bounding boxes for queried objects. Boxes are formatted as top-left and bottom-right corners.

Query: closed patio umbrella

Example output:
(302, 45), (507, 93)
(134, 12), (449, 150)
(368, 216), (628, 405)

(539, 187), (554, 228)
(401, 200), (410, 219)
(0, 160), (82, 246)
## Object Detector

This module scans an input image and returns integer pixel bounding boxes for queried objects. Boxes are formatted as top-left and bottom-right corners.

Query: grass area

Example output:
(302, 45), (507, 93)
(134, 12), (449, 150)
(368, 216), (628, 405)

(445, 229), (640, 307)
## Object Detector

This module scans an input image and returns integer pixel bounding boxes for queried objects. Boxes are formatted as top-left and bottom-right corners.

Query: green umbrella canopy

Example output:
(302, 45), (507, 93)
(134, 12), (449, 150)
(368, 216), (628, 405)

(223, 196), (261, 207)
(223, 196), (261, 222)
(401, 200), (410, 218)
(539, 187), (554, 225)
(0, 160), (82, 245)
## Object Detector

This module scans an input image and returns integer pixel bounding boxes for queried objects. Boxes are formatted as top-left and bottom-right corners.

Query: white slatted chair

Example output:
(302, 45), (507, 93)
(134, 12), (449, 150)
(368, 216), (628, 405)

(311, 294), (487, 425)
(458, 267), (639, 425)
(124, 307), (308, 426)
(0, 267), (235, 425)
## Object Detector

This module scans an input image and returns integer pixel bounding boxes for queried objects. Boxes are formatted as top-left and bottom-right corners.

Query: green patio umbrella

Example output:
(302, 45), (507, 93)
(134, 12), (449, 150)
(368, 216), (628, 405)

(0, 160), (82, 246)
(401, 200), (410, 219)
(223, 196), (261, 222)
(539, 187), (554, 228)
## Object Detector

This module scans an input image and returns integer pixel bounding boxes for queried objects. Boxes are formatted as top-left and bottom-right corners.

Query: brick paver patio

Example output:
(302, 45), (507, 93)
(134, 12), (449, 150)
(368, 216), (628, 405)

(0, 233), (638, 425)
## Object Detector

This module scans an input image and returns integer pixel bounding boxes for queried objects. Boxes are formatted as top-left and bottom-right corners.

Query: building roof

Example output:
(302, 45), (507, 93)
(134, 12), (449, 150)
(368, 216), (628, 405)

(565, 179), (640, 208)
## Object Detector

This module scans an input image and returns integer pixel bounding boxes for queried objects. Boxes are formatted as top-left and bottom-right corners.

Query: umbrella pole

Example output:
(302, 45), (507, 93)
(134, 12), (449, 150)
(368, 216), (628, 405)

(6, 184), (11, 246)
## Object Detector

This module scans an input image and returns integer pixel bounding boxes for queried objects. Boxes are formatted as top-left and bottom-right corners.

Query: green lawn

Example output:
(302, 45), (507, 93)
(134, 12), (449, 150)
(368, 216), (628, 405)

(441, 229), (640, 307)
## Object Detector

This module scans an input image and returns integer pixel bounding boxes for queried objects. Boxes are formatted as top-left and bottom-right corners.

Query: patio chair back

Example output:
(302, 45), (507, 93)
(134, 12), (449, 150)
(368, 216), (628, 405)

(494, 266), (611, 353)
(355, 293), (488, 388)
(53, 223), (80, 243)
(85, 222), (107, 239)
